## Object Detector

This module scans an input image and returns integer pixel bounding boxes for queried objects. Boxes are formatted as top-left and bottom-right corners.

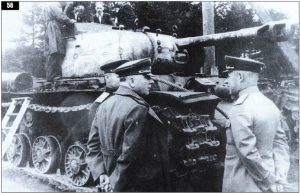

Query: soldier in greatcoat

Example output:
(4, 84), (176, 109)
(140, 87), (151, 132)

(86, 60), (128, 129)
(222, 55), (290, 192)
(86, 60), (126, 185)
(87, 58), (170, 192)
(43, 2), (76, 81)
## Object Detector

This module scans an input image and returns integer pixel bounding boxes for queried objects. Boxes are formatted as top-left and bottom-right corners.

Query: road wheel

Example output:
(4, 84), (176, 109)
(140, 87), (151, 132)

(32, 136), (61, 173)
(6, 134), (30, 167)
(65, 142), (92, 186)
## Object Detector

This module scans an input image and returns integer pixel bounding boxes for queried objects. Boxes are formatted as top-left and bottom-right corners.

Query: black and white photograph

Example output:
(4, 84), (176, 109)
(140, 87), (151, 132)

(1, 1), (299, 192)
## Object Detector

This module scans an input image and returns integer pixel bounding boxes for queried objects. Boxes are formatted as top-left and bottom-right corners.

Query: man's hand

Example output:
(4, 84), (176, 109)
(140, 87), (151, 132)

(100, 174), (112, 192)
(265, 173), (287, 192)
(267, 173), (277, 185)
(70, 19), (76, 24)
(275, 175), (287, 192)
(275, 184), (284, 192)
(212, 119), (230, 129)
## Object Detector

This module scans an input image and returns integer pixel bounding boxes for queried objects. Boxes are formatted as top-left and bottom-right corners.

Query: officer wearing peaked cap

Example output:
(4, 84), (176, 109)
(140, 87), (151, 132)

(114, 58), (152, 77)
(90, 58), (170, 192)
(223, 55), (265, 74)
(222, 56), (290, 192)
(101, 59), (130, 74)
(86, 59), (128, 187)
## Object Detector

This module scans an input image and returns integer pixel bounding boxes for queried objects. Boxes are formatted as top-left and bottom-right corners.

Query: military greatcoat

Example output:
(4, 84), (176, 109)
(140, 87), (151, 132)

(87, 86), (170, 192)
(44, 3), (73, 56)
(222, 86), (290, 192)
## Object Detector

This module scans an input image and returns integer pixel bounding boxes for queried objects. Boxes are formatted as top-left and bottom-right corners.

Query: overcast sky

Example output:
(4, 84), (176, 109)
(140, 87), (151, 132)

(1, 1), (299, 50)
(251, 2), (299, 21)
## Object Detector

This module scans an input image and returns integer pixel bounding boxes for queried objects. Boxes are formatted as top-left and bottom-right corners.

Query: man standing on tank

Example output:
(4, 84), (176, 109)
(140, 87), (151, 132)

(43, 2), (76, 81)
(87, 58), (170, 192)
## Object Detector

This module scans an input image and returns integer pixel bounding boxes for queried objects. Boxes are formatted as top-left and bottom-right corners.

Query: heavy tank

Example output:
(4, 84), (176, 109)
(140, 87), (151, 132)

(2, 20), (297, 190)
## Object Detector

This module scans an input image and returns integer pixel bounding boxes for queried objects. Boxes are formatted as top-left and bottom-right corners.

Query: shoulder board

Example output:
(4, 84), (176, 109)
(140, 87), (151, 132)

(234, 93), (249, 105)
(95, 92), (110, 103)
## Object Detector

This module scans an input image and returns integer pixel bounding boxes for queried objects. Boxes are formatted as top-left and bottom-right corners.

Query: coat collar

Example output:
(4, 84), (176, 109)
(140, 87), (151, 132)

(114, 86), (148, 106)
(234, 86), (259, 105)
(114, 86), (163, 124)
(238, 86), (259, 97)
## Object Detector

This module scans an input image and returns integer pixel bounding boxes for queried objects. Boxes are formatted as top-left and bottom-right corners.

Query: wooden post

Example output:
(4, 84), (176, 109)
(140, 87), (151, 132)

(202, 2), (217, 75)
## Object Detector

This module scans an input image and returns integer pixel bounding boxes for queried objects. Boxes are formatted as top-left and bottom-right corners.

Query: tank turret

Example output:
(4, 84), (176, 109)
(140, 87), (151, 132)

(62, 20), (298, 77)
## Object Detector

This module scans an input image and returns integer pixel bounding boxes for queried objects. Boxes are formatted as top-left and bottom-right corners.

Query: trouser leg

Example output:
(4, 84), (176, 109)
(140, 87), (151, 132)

(46, 53), (64, 81)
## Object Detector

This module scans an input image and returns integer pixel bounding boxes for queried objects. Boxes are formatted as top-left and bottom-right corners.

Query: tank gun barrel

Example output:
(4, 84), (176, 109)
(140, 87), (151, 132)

(149, 75), (190, 92)
(176, 20), (298, 48)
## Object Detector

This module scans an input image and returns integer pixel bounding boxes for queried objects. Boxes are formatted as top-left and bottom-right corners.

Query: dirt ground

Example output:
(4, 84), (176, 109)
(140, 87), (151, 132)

(2, 162), (57, 192)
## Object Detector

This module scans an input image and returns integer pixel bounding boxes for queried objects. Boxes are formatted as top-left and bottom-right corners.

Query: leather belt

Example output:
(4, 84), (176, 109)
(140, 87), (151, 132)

(101, 148), (121, 157)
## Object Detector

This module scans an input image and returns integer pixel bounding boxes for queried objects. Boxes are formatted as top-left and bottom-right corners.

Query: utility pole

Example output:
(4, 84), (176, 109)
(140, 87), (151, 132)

(202, 2), (218, 75)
